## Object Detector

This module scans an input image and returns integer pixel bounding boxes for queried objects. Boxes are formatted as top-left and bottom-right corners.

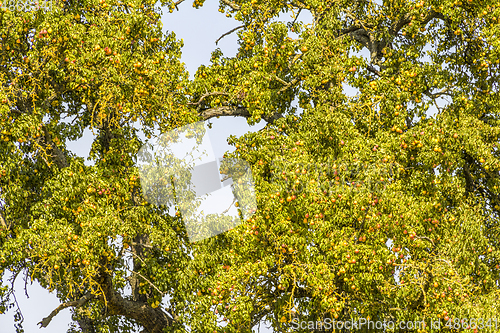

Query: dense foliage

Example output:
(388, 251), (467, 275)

(1, 0), (500, 332)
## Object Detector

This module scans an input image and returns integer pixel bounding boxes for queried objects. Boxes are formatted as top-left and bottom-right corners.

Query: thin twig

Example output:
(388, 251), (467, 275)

(222, 197), (237, 215)
(124, 267), (165, 296)
(124, 249), (147, 267)
(216, 25), (245, 45)
(188, 92), (230, 112)
(290, 8), (302, 26)
(221, 0), (241, 11)
(277, 78), (298, 93)
(415, 236), (435, 246)
(174, 0), (185, 10)
(10, 270), (23, 324)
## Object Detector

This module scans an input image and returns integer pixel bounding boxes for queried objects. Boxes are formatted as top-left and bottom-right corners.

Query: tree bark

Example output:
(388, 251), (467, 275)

(200, 105), (283, 124)
(99, 270), (175, 333)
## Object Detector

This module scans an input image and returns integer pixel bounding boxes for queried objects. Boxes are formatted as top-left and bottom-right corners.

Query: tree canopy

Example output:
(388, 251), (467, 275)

(1, 0), (500, 332)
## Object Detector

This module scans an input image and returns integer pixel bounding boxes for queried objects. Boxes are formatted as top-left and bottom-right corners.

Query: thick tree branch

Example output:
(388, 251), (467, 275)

(291, 8), (302, 26)
(423, 87), (451, 98)
(463, 152), (477, 197)
(38, 292), (95, 328)
(366, 65), (381, 76)
(342, 9), (448, 76)
(130, 234), (150, 303)
(200, 105), (250, 119)
(99, 270), (178, 333)
(389, 13), (413, 36)
(128, 241), (154, 249)
(41, 126), (69, 169)
(199, 105), (283, 124)
(348, 28), (370, 49)
(390, 10), (447, 36)
(421, 10), (448, 26)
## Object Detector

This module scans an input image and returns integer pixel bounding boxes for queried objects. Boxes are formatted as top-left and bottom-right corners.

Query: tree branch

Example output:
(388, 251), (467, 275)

(347, 28), (370, 49)
(188, 92), (230, 112)
(216, 25), (245, 45)
(125, 267), (165, 296)
(291, 8), (302, 26)
(99, 270), (178, 333)
(221, 0), (241, 11)
(366, 65), (381, 76)
(463, 152), (477, 197)
(128, 242), (154, 249)
(248, 308), (269, 331)
(200, 105), (250, 119)
(389, 13), (412, 36)
(275, 77), (298, 93)
(0, 209), (10, 230)
(74, 313), (98, 333)
(41, 126), (69, 169)
(173, 0), (184, 10)
(424, 87), (451, 98)
(199, 105), (283, 124)
(341, 9), (448, 76)
(38, 292), (95, 328)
